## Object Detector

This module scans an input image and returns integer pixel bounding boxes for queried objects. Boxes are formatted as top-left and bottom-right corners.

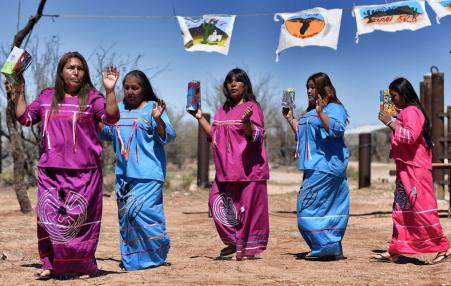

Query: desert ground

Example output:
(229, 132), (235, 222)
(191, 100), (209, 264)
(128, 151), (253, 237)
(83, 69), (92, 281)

(0, 162), (450, 285)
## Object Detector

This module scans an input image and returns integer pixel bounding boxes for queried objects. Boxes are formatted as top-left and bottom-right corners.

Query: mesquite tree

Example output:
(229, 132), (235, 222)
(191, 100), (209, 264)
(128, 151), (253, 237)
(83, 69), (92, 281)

(3, 0), (47, 213)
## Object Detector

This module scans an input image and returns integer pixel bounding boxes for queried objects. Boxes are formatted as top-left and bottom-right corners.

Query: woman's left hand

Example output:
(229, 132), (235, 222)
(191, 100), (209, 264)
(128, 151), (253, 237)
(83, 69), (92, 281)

(378, 110), (392, 125)
(241, 107), (253, 124)
(152, 99), (166, 119)
(316, 94), (326, 114)
(102, 65), (119, 92)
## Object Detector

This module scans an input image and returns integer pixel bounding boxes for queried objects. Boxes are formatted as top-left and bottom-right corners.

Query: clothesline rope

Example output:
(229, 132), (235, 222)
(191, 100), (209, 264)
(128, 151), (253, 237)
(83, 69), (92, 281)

(42, 13), (275, 20)
(40, 0), (432, 20)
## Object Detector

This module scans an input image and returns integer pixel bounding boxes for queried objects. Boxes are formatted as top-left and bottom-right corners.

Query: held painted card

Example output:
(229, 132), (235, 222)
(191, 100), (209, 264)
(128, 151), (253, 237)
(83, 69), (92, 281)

(186, 80), (201, 112)
(379, 89), (397, 116)
(1, 46), (32, 84)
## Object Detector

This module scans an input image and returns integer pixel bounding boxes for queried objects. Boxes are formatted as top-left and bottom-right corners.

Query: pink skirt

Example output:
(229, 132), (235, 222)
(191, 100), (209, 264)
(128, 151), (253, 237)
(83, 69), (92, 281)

(389, 161), (449, 254)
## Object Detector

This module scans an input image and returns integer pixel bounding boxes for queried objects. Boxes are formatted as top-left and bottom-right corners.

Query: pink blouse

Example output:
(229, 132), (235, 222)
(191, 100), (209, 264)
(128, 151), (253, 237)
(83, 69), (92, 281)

(390, 105), (431, 170)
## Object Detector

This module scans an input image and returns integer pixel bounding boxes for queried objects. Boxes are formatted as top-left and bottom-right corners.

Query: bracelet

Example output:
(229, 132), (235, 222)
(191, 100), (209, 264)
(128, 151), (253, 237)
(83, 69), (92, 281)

(385, 119), (393, 126)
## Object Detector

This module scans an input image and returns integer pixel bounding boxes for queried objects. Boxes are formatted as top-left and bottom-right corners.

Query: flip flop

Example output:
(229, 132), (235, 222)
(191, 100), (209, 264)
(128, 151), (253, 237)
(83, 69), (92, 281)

(370, 253), (399, 263)
(220, 245), (236, 257)
(427, 250), (451, 265)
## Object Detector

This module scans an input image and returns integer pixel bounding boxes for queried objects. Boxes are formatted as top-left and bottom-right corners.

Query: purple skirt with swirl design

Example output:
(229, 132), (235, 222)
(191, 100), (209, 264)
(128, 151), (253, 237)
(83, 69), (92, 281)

(209, 180), (269, 258)
(36, 167), (102, 275)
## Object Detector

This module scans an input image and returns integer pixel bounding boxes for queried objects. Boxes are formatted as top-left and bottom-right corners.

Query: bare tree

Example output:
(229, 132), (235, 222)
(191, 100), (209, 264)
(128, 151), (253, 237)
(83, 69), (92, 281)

(3, 0), (47, 213)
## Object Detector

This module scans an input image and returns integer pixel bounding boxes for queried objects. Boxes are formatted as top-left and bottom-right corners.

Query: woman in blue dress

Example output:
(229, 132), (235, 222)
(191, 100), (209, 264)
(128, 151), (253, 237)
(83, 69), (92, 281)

(283, 72), (349, 260)
(100, 70), (175, 270)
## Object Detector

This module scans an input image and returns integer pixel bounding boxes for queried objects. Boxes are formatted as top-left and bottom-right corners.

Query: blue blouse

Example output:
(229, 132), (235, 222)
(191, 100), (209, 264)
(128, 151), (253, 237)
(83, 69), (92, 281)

(100, 101), (176, 181)
(297, 103), (349, 177)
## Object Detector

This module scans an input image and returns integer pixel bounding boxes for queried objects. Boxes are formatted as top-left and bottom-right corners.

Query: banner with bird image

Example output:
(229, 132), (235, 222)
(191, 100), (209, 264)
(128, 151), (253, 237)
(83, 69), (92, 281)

(274, 7), (343, 62)
(176, 15), (236, 55)
(353, 0), (431, 43)
(427, 0), (451, 23)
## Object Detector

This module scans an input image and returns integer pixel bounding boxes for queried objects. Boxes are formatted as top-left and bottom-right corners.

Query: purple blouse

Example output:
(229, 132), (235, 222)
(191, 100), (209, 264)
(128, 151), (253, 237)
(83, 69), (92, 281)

(211, 101), (269, 182)
(16, 88), (119, 169)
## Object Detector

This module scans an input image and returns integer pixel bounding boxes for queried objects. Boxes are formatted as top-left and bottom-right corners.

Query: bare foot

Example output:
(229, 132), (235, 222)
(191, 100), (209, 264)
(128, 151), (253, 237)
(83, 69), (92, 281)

(34, 269), (52, 280)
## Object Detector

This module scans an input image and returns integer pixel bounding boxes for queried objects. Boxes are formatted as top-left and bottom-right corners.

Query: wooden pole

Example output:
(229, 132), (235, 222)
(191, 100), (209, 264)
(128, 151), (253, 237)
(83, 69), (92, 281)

(358, 133), (371, 189)
(431, 71), (445, 199)
(197, 113), (210, 188)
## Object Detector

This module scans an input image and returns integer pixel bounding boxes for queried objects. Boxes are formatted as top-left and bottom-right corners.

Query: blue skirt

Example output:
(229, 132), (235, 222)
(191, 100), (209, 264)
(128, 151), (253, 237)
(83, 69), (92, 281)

(115, 176), (170, 270)
(297, 170), (349, 257)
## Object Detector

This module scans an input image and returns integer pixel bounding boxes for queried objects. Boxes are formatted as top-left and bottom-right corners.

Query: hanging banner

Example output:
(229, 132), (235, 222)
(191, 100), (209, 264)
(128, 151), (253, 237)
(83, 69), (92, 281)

(274, 8), (342, 62)
(176, 15), (236, 55)
(427, 0), (451, 23)
(353, 0), (431, 43)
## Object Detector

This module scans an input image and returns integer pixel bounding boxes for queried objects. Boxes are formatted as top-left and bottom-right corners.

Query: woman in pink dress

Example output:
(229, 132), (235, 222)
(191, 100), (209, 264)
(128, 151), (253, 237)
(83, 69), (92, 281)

(187, 68), (269, 261)
(375, 77), (450, 264)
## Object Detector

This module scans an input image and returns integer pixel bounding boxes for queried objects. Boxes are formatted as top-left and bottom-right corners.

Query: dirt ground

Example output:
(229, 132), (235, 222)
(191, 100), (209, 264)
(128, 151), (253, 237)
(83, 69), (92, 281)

(0, 162), (450, 286)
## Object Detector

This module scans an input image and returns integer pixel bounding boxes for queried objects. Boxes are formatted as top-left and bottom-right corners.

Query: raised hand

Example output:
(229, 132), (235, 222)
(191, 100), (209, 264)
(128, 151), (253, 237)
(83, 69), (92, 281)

(152, 99), (166, 120)
(315, 94), (326, 114)
(241, 107), (253, 124)
(187, 102), (203, 120)
(102, 65), (119, 92)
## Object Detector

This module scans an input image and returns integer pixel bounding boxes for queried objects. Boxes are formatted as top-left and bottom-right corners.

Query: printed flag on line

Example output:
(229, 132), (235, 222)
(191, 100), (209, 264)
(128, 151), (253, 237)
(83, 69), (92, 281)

(274, 7), (342, 62)
(353, 0), (431, 43)
(176, 15), (236, 55)
(427, 0), (451, 23)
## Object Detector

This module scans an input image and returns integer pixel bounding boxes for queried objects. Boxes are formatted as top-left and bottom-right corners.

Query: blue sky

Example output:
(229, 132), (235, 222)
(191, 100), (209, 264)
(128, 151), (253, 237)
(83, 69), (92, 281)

(1, 0), (450, 127)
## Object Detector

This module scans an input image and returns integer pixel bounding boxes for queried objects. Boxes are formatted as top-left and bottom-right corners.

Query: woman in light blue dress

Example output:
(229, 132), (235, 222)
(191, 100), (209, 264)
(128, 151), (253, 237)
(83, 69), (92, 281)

(283, 72), (349, 260)
(100, 70), (175, 270)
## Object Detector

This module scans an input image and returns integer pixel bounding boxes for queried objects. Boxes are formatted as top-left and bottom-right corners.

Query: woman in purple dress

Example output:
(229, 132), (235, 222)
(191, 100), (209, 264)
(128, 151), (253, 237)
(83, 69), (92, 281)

(13, 52), (120, 279)
(187, 68), (270, 261)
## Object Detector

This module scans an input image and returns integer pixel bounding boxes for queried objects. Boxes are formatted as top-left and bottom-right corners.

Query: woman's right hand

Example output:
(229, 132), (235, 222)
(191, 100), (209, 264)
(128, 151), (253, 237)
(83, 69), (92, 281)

(187, 103), (203, 120)
(102, 65), (119, 92)
(10, 74), (25, 92)
(282, 107), (294, 122)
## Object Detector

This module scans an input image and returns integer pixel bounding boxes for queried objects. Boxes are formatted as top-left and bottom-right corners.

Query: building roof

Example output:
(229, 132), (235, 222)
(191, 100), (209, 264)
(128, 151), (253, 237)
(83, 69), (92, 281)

(346, 124), (388, 135)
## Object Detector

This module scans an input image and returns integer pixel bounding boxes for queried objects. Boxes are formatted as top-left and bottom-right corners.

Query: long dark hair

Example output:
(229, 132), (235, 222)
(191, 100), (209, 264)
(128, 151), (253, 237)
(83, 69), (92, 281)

(122, 70), (158, 109)
(52, 51), (94, 112)
(389, 77), (432, 149)
(306, 72), (343, 111)
(222, 68), (257, 111)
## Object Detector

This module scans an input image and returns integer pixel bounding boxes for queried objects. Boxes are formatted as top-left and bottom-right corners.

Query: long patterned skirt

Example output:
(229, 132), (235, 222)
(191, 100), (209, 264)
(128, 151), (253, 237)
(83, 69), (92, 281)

(388, 161), (449, 254)
(36, 167), (102, 275)
(297, 170), (349, 257)
(209, 180), (269, 259)
(115, 176), (170, 270)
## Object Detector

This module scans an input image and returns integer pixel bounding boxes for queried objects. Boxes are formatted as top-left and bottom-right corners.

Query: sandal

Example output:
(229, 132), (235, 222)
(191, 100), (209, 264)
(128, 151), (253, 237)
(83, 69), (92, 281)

(427, 249), (451, 265)
(370, 252), (399, 263)
(305, 254), (345, 261)
(236, 255), (255, 261)
(34, 269), (52, 280)
(220, 245), (236, 257)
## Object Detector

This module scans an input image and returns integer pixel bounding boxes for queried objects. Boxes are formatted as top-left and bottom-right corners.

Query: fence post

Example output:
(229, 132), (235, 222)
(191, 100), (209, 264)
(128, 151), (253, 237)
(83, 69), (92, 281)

(420, 75), (432, 122)
(431, 69), (445, 199)
(358, 133), (371, 189)
(0, 112), (2, 174)
(197, 113), (210, 188)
